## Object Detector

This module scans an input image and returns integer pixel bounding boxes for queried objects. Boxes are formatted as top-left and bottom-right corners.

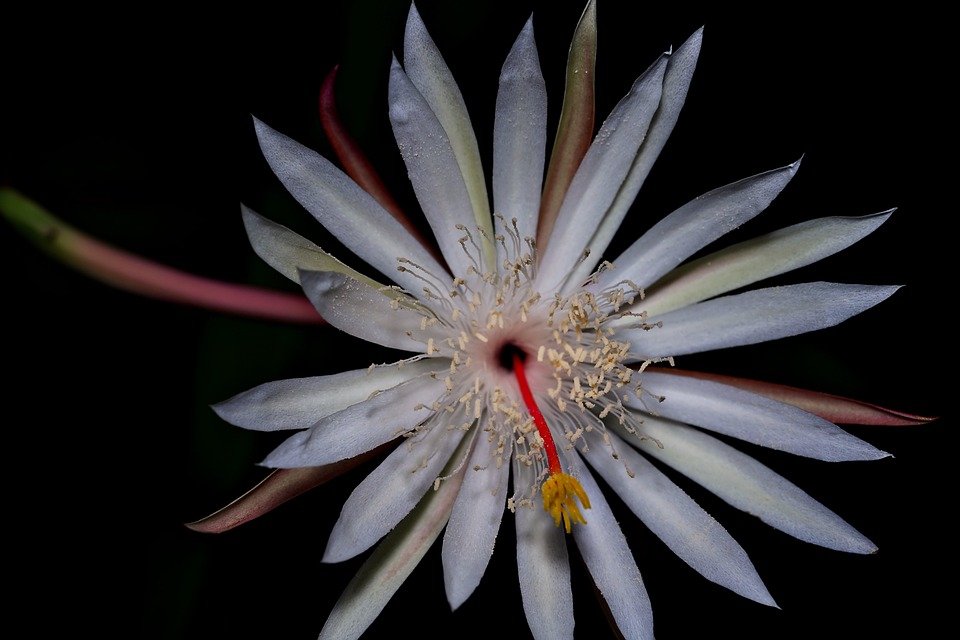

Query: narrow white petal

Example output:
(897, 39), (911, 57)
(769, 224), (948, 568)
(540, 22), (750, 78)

(252, 117), (448, 293)
(318, 438), (468, 640)
(214, 358), (441, 432)
(493, 16), (547, 253)
(637, 370), (889, 461)
(389, 57), (489, 276)
(259, 371), (445, 468)
(566, 28), (703, 290)
(582, 427), (776, 606)
(240, 204), (385, 287)
(624, 282), (900, 358)
(638, 210), (895, 317)
(538, 54), (669, 292)
(618, 415), (877, 553)
(441, 432), (510, 610)
(569, 457), (655, 640)
(403, 4), (494, 261)
(600, 161), (799, 296)
(299, 269), (441, 354)
(515, 460), (574, 640)
(323, 422), (467, 562)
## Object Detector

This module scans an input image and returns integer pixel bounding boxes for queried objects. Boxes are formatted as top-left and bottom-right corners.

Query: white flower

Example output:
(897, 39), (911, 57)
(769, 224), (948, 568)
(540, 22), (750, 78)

(215, 3), (904, 638)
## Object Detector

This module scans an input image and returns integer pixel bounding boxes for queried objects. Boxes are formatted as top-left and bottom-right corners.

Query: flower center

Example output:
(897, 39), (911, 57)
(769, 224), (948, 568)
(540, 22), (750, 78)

(397, 218), (647, 530)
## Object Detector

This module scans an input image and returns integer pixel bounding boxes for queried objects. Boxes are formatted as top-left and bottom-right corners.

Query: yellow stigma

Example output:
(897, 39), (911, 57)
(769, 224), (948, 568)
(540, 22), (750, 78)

(541, 472), (591, 533)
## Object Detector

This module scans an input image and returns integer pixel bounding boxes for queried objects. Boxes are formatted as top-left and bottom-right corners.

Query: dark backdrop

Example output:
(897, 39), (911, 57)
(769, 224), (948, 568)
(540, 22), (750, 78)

(2, 1), (951, 638)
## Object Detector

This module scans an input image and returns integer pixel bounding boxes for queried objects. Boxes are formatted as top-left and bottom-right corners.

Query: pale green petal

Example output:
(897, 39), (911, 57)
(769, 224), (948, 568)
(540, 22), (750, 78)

(323, 421), (467, 562)
(624, 282), (899, 358)
(241, 204), (385, 288)
(252, 117), (449, 294)
(619, 416), (877, 553)
(493, 16), (547, 254)
(214, 358), (442, 432)
(600, 161), (799, 298)
(583, 427), (775, 607)
(403, 5), (494, 267)
(318, 436), (470, 640)
(638, 210), (894, 317)
(565, 27), (703, 291)
(299, 270), (440, 354)
(441, 431), (510, 610)
(538, 0), (596, 250)
(538, 54), (669, 293)
(259, 370), (446, 468)
(388, 57), (488, 277)
(638, 370), (889, 461)
(569, 456), (655, 639)
(515, 459), (573, 640)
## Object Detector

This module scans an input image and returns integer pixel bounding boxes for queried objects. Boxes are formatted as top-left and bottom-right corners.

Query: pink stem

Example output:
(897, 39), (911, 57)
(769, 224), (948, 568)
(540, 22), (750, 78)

(1, 187), (323, 324)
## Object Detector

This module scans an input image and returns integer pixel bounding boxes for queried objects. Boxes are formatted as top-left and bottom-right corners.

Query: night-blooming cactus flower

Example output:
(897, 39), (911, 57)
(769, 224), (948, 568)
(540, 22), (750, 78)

(199, 3), (925, 639)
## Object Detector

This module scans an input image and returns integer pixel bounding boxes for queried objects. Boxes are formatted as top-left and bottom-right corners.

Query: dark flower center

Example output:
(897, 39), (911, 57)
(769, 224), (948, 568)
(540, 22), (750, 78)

(497, 342), (527, 372)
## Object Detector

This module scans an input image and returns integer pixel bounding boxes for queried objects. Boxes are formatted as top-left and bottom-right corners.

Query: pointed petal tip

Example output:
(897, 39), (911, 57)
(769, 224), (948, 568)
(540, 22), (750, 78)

(208, 403), (233, 429)
(408, 1), (421, 20)
(183, 468), (324, 534)
(183, 518), (219, 534)
(187, 460), (380, 535)
(850, 534), (879, 555)
(755, 589), (779, 609)
(320, 544), (342, 564)
(681, 25), (704, 51)
(445, 587), (470, 613)
(319, 64), (341, 110)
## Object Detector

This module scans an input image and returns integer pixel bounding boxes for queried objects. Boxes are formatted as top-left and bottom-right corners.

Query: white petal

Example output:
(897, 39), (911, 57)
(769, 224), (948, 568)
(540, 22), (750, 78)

(620, 415), (877, 553)
(323, 422), (467, 562)
(493, 16), (547, 252)
(389, 58), (490, 277)
(318, 438), (467, 640)
(213, 358), (441, 432)
(566, 27), (703, 290)
(403, 5), (493, 259)
(600, 161), (799, 297)
(582, 426), (775, 606)
(514, 459), (574, 640)
(299, 269), (441, 354)
(639, 210), (895, 317)
(252, 117), (448, 293)
(441, 431), (510, 610)
(538, 54), (669, 292)
(568, 456), (655, 640)
(260, 370), (445, 468)
(637, 370), (889, 461)
(240, 204), (385, 287)
(624, 282), (900, 358)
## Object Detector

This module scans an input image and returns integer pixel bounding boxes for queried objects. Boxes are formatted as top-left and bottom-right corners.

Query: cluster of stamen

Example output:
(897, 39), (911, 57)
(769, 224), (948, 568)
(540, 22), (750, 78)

(392, 216), (644, 531)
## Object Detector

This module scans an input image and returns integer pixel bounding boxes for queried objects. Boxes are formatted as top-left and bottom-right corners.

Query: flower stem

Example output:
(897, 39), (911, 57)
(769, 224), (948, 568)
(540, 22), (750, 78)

(0, 187), (323, 324)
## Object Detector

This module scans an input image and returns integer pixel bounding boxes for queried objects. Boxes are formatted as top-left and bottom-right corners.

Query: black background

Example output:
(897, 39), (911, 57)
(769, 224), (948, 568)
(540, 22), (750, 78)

(2, 1), (952, 638)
